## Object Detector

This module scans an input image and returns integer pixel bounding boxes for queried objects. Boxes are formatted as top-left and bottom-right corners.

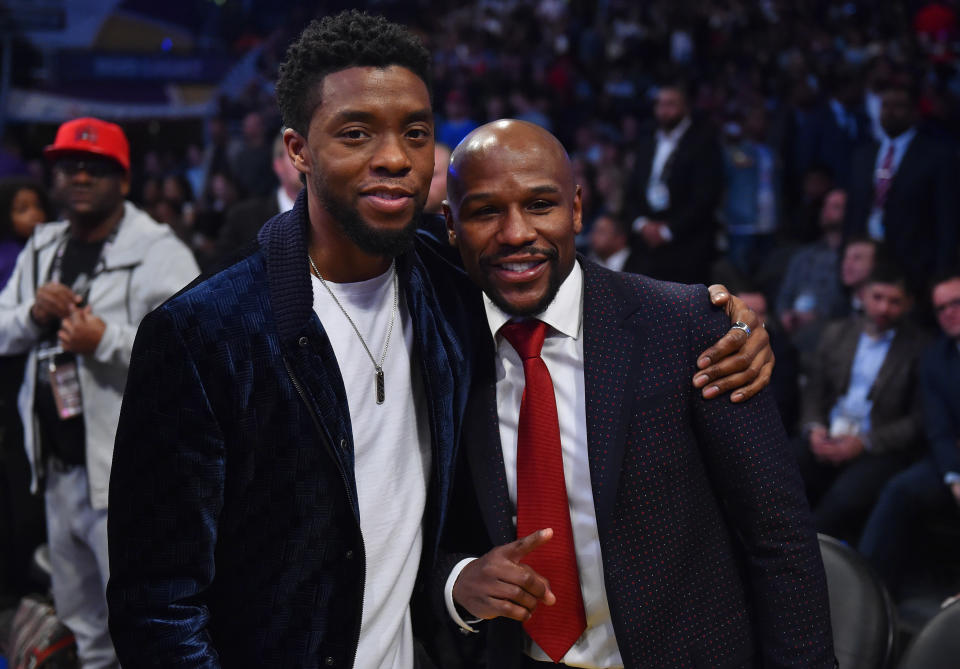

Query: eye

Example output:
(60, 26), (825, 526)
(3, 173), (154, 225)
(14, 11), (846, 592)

(406, 126), (432, 141)
(340, 128), (369, 141)
(470, 205), (498, 218)
(529, 199), (555, 211)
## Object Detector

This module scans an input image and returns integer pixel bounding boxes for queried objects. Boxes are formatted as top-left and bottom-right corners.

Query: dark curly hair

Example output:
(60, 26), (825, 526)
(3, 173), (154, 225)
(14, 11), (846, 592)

(276, 10), (432, 137)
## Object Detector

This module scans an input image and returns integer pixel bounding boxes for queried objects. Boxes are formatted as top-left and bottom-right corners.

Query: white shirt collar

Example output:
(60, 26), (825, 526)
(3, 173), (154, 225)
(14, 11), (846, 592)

(656, 115), (692, 145)
(880, 126), (917, 152)
(277, 186), (297, 213)
(483, 259), (584, 342)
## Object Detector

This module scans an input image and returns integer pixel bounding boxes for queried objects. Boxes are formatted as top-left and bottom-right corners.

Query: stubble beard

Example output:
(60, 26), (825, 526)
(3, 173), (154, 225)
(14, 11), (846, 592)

(312, 172), (421, 258)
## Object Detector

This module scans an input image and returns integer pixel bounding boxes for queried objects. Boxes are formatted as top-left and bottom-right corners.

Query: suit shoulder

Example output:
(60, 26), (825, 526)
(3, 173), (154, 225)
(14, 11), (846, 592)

(157, 247), (266, 321)
(598, 263), (704, 310)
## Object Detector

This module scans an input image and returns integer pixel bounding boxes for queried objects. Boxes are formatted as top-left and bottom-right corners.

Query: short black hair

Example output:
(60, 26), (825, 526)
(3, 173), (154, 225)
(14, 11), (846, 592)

(864, 260), (911, 294)
(276, 10), (432, 138)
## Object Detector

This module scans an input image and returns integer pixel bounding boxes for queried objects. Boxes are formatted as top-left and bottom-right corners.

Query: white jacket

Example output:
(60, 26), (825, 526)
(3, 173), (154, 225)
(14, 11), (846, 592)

(0, 202), (199, 509)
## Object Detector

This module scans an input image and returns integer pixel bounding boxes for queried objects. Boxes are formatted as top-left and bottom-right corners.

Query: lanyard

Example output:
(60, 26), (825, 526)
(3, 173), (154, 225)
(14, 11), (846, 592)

(47, 221), (120, 299)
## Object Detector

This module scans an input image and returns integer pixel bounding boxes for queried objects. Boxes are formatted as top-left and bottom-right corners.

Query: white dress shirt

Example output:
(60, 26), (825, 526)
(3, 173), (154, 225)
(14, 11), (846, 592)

(632, 116), (691, 240)
(445, 261), (624, 668)
(588, 247), (630, 272)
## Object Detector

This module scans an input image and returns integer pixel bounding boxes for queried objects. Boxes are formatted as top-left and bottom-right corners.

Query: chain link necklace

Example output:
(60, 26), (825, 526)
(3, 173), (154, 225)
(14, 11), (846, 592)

(308, 254), (397, 405)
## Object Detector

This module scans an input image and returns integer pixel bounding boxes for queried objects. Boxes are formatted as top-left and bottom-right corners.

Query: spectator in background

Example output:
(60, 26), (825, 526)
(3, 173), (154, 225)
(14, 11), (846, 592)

(587, 212), (631, 271)
(424, 143), (452, 215)
(0, 178), (50, 290)
(841, 236), (881, 314)
(859, 269), (960, 598)
(436, 89), (480, 150)
(230, 110), (277, 198)
(0, 177), (51, 606)
(846, 78), (960, 292)
(812, 67), (869, 189)
(722, 104), (781, 277)
(625, 81), (724, 284)
(0, 118), (199, 669)
(777, 189), (848, 336)
(798, 262), (928, 541)
(213, 131), (302, 265)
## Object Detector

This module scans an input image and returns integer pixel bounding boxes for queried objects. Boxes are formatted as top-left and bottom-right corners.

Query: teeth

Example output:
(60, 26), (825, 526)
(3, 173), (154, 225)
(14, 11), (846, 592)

(501, 262), (538, 272)
(371, 192), (404, 200)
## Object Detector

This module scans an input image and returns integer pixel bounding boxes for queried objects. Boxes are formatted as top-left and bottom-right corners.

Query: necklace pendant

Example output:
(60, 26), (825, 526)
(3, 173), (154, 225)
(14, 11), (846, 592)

(375, 367), (385, 404)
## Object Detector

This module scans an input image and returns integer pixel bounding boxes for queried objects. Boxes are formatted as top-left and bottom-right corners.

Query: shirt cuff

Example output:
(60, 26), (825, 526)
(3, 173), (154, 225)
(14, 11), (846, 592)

(945, 472), (960, 486)
(631, 216), (648, 233)
(660, 225), (674, 242)
(444, 557), (482, 633)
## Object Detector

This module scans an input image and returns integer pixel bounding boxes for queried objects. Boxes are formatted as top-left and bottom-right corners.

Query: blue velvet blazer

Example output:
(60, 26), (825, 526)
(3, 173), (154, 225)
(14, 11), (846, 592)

(107, 193), (472, 668)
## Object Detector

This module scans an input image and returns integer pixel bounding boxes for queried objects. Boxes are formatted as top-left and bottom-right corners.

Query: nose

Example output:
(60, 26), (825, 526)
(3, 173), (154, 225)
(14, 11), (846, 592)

(497, 206), (538, 247)
(370, 132), (411, 175)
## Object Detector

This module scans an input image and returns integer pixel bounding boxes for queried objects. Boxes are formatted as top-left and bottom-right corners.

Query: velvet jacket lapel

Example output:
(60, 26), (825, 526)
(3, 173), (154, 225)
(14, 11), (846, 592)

(256, 189), (466, 545)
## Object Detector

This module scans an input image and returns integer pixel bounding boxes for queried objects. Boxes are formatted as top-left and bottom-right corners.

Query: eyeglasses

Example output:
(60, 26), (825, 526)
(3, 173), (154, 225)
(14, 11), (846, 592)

(54, 158), (123, 178)
(934, 297), (960, 315)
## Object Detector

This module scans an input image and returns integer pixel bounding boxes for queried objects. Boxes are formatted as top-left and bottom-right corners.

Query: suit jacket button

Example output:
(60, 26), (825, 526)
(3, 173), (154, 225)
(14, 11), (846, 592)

(298, 336), (308, 347)
(339, 438), (347, 450)
(345, 550), (354, 560)
(324, 656), (335, 666)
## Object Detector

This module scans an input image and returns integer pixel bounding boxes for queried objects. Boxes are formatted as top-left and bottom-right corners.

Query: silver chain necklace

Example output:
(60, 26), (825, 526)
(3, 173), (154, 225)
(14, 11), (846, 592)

(308, 254), (397, 405)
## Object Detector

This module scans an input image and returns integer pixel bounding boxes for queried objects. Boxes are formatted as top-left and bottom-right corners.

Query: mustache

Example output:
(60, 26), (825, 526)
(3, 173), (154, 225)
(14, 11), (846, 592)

(483, 247), (559, 265)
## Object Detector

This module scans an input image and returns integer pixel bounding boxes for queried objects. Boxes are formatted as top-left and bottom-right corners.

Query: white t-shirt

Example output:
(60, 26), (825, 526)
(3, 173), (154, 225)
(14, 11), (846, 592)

(311, 263), (430, 669)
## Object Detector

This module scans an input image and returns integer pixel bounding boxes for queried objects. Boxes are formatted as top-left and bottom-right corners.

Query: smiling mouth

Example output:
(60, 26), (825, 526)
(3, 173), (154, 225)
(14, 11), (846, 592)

(500, 260), (544, 272)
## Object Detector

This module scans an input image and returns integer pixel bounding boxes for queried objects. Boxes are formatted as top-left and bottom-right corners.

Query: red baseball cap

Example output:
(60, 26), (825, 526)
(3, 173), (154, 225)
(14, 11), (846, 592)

(43, 117), (130, 173)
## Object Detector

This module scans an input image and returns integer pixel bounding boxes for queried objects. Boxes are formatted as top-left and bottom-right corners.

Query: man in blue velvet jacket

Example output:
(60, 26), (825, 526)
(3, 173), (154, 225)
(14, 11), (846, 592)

(107, 12), (772, 669)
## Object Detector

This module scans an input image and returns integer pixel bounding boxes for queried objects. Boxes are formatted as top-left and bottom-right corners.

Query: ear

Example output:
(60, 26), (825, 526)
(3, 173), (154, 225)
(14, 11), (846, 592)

(120, 172), (131, 198)
(442, 201), (458, 247)
(284, 128), (310, 176)
(572, 184), (583, 235)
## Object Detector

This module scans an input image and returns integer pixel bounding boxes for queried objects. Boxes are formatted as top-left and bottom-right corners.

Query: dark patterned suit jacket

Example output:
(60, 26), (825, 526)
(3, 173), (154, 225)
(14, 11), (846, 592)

(107, 191), (472, 668)
(443, 260), (835, 669)
(800, 317), (928, 455)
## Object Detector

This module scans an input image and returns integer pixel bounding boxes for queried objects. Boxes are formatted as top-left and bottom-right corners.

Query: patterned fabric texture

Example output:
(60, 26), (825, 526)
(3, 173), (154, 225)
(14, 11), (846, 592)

(444, 259), (836, 669)
(107, 191), (472, 668)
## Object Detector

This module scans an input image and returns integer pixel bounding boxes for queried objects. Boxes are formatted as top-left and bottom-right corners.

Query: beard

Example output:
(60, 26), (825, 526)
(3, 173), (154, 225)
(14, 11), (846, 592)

(312, 171), (422, 258)
(479, 248), (563, 318)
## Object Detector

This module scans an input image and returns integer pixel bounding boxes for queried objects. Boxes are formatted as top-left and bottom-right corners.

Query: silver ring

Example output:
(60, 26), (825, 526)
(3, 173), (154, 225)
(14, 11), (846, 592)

(731, 321), (752, 336)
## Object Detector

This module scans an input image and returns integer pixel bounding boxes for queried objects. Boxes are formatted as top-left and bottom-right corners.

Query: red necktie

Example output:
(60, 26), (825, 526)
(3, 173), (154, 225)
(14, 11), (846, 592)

(873, 144), (896, 209)
(500, 319), (586, 662)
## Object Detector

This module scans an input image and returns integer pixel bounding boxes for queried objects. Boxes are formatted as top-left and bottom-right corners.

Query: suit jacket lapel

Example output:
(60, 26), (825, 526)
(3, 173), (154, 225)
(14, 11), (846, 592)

(464, 296), (516, 546)
(870, 323), (913, 401)
(581, 261), (644, 537)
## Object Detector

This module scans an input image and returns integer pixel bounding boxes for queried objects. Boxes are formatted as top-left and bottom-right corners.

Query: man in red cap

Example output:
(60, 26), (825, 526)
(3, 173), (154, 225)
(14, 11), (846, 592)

(0, 117), (199, 668)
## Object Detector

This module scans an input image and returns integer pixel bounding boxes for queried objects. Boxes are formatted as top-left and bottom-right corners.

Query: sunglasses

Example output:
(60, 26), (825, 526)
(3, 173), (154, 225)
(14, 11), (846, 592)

(54, 158), (124, 178)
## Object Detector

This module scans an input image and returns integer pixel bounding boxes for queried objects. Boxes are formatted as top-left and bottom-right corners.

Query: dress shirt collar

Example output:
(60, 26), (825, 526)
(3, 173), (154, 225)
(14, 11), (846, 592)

(880, 126), (917, 155)
(483, 260), (584, 343)
(656, 116), (692, 146)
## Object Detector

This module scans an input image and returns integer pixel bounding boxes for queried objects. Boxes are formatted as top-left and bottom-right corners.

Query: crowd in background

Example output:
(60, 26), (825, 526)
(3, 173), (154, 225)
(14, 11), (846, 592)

(1, 0), (960, 649)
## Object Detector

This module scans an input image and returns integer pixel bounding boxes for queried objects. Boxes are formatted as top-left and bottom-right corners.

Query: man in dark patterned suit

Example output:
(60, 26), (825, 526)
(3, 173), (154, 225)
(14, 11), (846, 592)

(440, 120), (835, 668)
